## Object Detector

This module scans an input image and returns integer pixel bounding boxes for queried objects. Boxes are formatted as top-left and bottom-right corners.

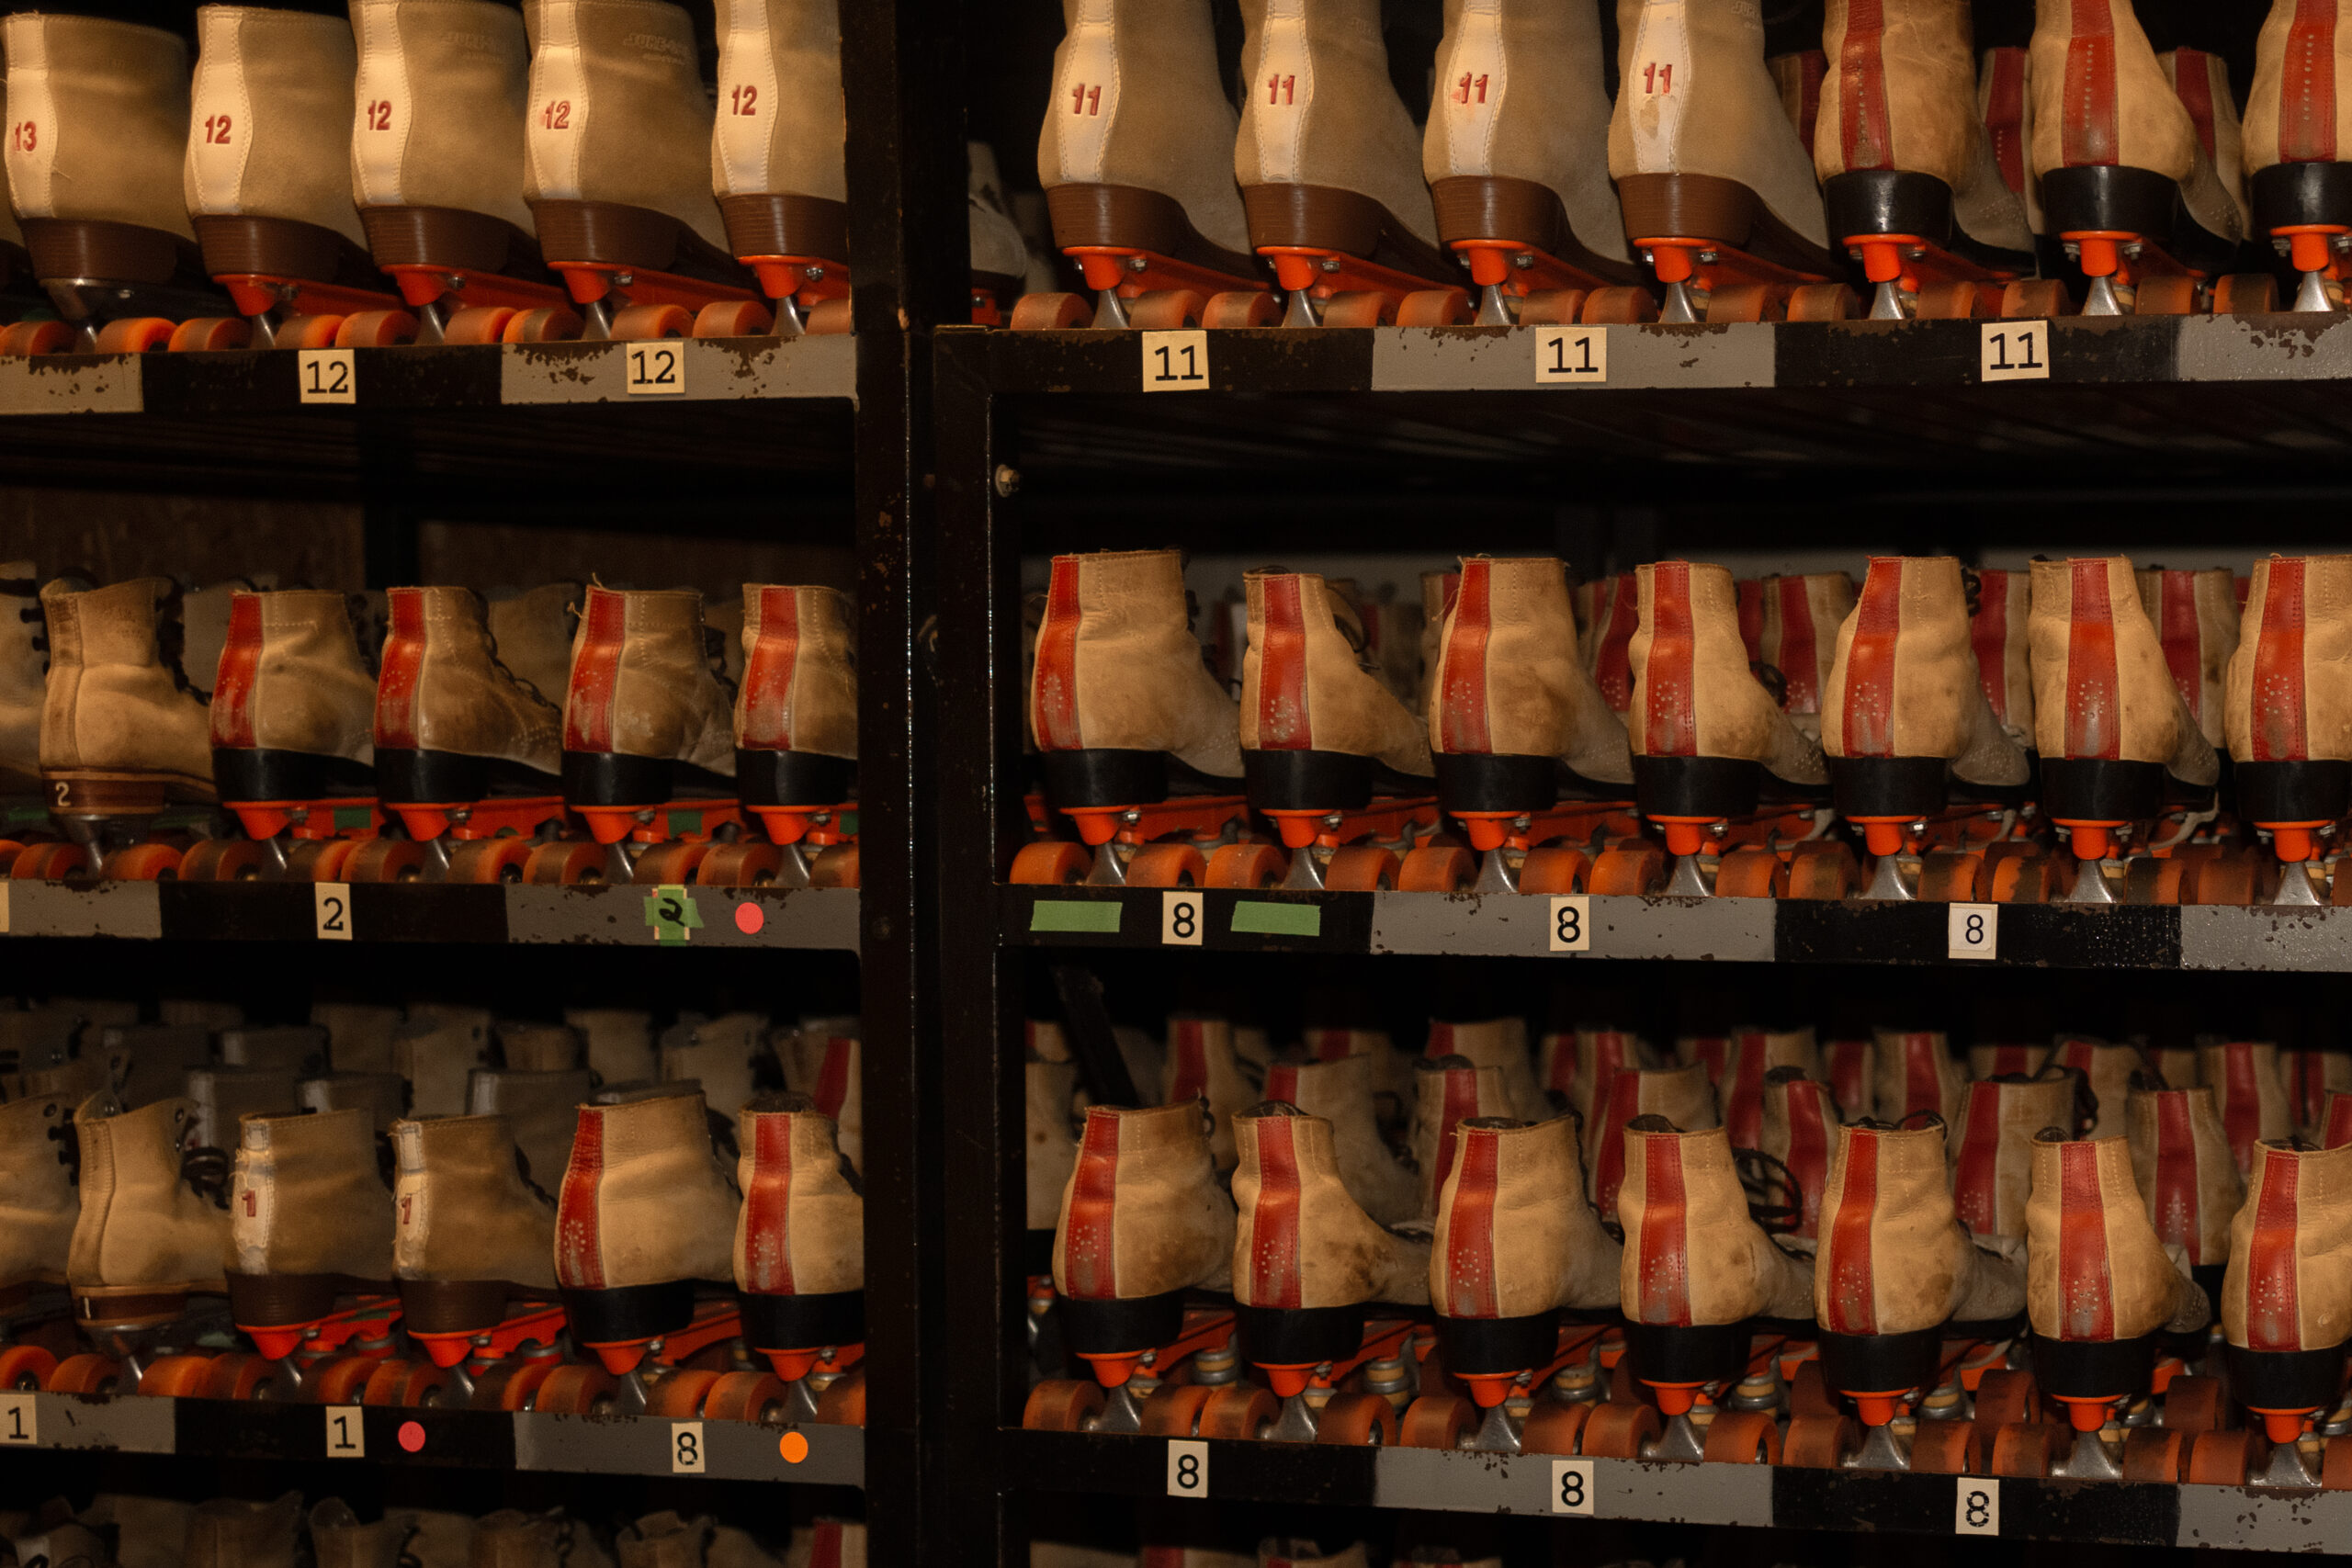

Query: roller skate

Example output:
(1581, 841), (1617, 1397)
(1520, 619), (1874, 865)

(2287, 1050), (2352, 1141)
(778, 1018), (861, 1171)
(568, 1006), (657, 1085)
(469, 1062), (594, 1189)
(1758, 1066), (1841, 1244)
(1016, 550), (1248, 888)
(1585, 1062), (1716, 1229)
(1870, 1026), (1967, 1127)
(393, 1006), (491, 1118)
(1535, 1023), (1645, 1125)
(1261, 1054), (1417, 1226)
(2029, 557), (2221, 901)
(1825, 558), (2033, 901)
(1410, 1113), (1619, 1452)
(1425, 1017), (1547, 1125)
(1596, 1119), (1812, 1463)
(658, 1010), (773, 1122)
(725, 1094), (864, 1425)
(187, 1066), (300, 1157)
(2026, 0), (2256, 316)
(1815, 0), (2034, 320)
(1608, 0), (1849, 322)
(1617, 561), (1830, 897)
(2200, 1038), (2295, 1176)
(1024, 1101), (1240, 1435)
(1409, 1054), (1517, 1222)
(715, 584), (858, 889)
(2247, 0), (2352, 310)
(1234, 0), (1469, 327)
(1414, 557), (1635, 896)
(1225, 570), (1437, 891)
(0, 1086), (80, 1393)
(2224, 558), (2352, 906)
(1422, 0), (1647, 326)
(711, 0), (858, 336)
(1713, 1027), (1819, 1148)
(1161, 1014), (1258, 1173)
(1949, 1066), (2080, 1268)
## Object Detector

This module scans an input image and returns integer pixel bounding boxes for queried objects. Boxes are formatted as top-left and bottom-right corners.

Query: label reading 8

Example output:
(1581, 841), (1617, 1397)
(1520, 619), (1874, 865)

(627, 343), (685, 396)
(671, 1421), (706, 1473)
(1166, 1438), (1207, 1498)
(1550, 1458), (1593, 1515)
(1161, 889), (1203, 946)
(316, 883), (353, 942)
(1980, 321), (2048, 382)
(1954, 1479), (1998, 1535)
(1534, 327), (1607, 386)
(1141, 330), (1209, 393)
(1, 1393), (32, 1446)
(299, 349), (356, 404)
(324, 1405), (364, 1457)
(1548, 896), (1590, 953)
(1947, 902), (1996, 961)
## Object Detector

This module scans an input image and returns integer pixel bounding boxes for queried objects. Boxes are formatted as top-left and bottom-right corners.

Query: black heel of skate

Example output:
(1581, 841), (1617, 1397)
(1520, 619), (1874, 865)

(1432, 752), (1557, 818)
(1817, 1325), (1943, 1400)
(559, 1279), (696, 1349)
(1243, 750), (1374, 813)
(2031, 1332), (2155, 1403)
(1057, 1290), (1186, 1359)
(1631, 756), (1761, 821)
(1828, 756), (1950, 821)
(2041, 165), (2236, 276)
(736, 750), (856, 809)
(211, 749), (375, 801)
(1438, 1310), (1559, 1378)
(1234, 1303), (1365, 1368)
(741, 1288), (865, 1352)
(1037, 749), (1170, 810)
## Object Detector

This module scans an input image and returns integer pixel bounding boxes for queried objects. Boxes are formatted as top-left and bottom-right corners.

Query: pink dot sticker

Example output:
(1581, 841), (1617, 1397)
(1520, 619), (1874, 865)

(734, 902), (765, 935)
(398, 1421), (425, 1453)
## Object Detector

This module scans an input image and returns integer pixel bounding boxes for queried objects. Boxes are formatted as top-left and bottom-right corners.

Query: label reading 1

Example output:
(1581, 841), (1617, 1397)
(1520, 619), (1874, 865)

(1980, 321), (2048, 382)
(1, 1393), (32, 1446)
(627, 342), (685, 396)
(1947, 902), (1997, 961)
(671, 1421), (706, 1473)
(1161, 889), (1203, 946)
(1535, 326), (1606, 385)
(1550, 1458), (1594, 1515)
(1166, 1438), (1207, 1498)
(1954, 1478), (1998, 1535)
(1548, 895), (1591, 953)
(299, 348), (356, 404)
(1142, 330), (1209, 392)
(315, 883), (353, 942)
(324, 1405), (364, 1457)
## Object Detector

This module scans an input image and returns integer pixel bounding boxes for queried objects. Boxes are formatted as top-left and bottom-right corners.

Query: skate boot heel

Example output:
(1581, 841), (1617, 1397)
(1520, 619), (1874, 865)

(1634, 755), (1761, 897)
(1616, 174), (1843, 324)
(1824, 171), (2016, 321)
(195, 215), (419, 349)
(2041, 165), (2215, 315)
(1243, 185), (1466, 329)
(531, 200), (769, 343)
(718, 193), (852, 336)
(1430, 175), (1638, 327)
(363, 208), (578, 344)
(1014, 185), (1272, 333)
(2253, 164), (2352, 312)
(2236, 762), (2350, 906)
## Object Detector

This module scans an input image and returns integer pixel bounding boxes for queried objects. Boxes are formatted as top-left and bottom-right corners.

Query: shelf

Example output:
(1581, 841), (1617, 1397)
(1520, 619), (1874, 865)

(0, 881), (859, 950)
(2, 1391), (860, 1485)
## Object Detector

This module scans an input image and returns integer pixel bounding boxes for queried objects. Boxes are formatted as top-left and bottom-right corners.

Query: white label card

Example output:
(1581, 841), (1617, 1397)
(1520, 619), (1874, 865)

(671, 1421), (706, 1473)
(1166, 1438), (1207, 1497)
(1161, 889), (1204, 947)
(1955, 1478), (1998, 1535)
(626, 342), (685, 396)
(1548, 896), (1591, 953)
(1534, 326), (1606, 385)
(298, 349), (356, 404)
(0, 1394), (32, 1446)
(315, 883), (353, 941)
(324, 1405), (364, 1457)
(1550, 1458), (1594, 1515)
(1142, 330), (1209, 392)
(1947, 903), (1996, 961)
(1980, 321), (2048, 382)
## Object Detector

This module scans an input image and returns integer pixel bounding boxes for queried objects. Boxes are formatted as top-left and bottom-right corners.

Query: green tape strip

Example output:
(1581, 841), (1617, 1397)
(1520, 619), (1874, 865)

(1029, 899), (1125, 933)
(1229, 901), (1321, 937)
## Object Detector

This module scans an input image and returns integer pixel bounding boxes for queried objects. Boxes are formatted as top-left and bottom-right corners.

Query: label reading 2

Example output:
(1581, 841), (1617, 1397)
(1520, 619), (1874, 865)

(1548, 896), (1590, 953)
(1980, 321), (2048, 382)
(316, 883), (353, 942)
(1534, 327), (1606, 385)
(325, 1405), (364, 1457)
(1161, 889), (1203, 946)
(1947, 903), (1996, 961)
(1955, 1479), (1998, 1534)
(1550, 1458), (1594, 1515)
(299, 349), (356, 404)
(627, 343), (685, 396)
(1142, 330), (1209, 392)
(1166, 1438), (1207, 1497)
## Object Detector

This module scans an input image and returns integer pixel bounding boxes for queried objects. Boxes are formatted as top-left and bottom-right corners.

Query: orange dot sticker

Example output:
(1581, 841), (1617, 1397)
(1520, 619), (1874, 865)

(734, 902), (764, 935)
(778, 1429), (809, 1464)
(398, 1420), (425, 1453)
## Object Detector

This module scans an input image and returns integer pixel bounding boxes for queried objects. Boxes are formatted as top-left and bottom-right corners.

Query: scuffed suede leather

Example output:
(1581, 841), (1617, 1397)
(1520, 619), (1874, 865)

(0, 1089), (78, 1286)
(2160, 49), (2249, 238)
(2029, 0), (2191, 176)
(2222, 1139), (2352, 1352)
(1618, 1121), (1814, 1324)
(733, 1097), (862, 1297)
(2029, 557), (2221, 784)
(1432, 1113), (1620, 1316)
(392, 1112), (559, 1290)
(2245, 0), (2352, 176)
(1160, 1014), (1259, 1172)
(1825, 558), (2029, 789)
(379, 588), (562, 773)
(523, 0), (728, 248)
(1817, 0), (1973, 186)
(1232, 1106), (1430, 1310)
(3, 13), (195, 236)
(1235, 0), (1438, 243)
(2226, 556), (2352, 767)
(40, 578), (213, 795)
(350, 0), (535, 229)
(1409, 1055), (1514, 1223)
(1054, 1101), (1237, 1300)
(184, 6), (366, 243)
(1430, 556), (1632, 785)
(1425, 1016), (1547, 1125)
(484, 582), (581, 710)
(231, 1106), (394, 1281)
(712, 0), (845, 204)
(2026, 1133), (2209, 1340)
(1628, 560), (1827, 786)
(2136, 567), (2238, 752)
(1028, 550), (1243, 781)
(211, 591), (376, 765)
(736, 584), (857, 761)
(554, 1089), (739, 1290)
(67, 1093), (231, 1293)
(1816, 1121), (2024, 1335)
(1262, 1052), (1417, 1226)
(468, 1066), (593, 1191)
(563, 586), (734, 774)
(1243, 570), (1433, 778)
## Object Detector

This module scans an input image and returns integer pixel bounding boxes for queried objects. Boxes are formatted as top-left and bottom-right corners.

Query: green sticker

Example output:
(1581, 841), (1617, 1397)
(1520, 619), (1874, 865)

(645, 885), (705, 943)
(668, 810), (704, 837)
(333, 807), (376, 831)
(1029, 900), (1125, 933)
(1229, 901), (1320, 938)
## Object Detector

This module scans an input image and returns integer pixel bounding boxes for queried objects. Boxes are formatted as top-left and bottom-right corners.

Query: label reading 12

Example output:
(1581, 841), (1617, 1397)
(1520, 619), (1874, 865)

(324, 1405), (363, 1457)
(1954, 1478), (1998, 1535)
(1548, 896), (1591, 953)
(299, 348), (356, 404)
(1166, 1438), (1207, 1497)
(1141, 330), (1209, 392)
(1947, 903), (1996, 961)
(1534, 327), (1606, 385)
(316, 883), (352, 942)
(627, 342), (685, 395)
(1980, 321), (2048, 382)
(1161, 889), (1203, 946)
(1550, 1458), (1594, 1515)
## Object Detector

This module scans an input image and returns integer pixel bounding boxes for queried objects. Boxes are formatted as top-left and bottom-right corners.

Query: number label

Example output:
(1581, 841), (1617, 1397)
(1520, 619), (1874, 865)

(729, 83), (758, 116)
(1947, 902), (1996, 961)
(541, 99), (571, 130)
(627, 344), (684, 396)
(1166, 1438), (1207, 1498)
(1162, 890), (1203, 946)
(9, 121), (33, 152)
(1641, 61), (1674, 94)
(315, 883), (352, 942)
(1, 1394), (31, 1445)
(1265, 73), (1295, 106)
(1534, 327), (1606, 385)
(366, 99), (392, 131)
(1955, 1479), (1998, 1535)
(299, 349), (356, 405)
(1548, 896), (1590, 953)
(203, 113), (232, 144)
(1550, 1458), (1593, 1515)
(1142, 330), (1208, 392)
(1980, 321), (2048, 382)
(671, 1421), (706, 1473)
(324, 1405), (363, 1457)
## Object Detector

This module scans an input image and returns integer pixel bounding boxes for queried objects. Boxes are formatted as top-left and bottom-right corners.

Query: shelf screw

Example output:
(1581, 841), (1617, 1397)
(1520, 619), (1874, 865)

(993, 465), (1022, 497)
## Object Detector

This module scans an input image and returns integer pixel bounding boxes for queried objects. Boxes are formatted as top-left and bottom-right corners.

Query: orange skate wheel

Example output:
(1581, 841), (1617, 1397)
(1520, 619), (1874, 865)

(1785, 840), (1860, 900)
(1136, 1382), (1216, 1437)
(1010, 292), (1091, 331)
(1399, 1393), (1474, 1450)
(2187, 1427), (2264, 1484)
(1518, 846), (1591, 894)
(2131, 275), (2200, 316)
(1396, 288), (1470, 326)
(1518, 1399), (1593, 1455)
(276, 314), (345, 348)
(11, 840), (88, 880)
(1916, 849), (1984, 902)
(2, 319), (74, 355)
(631, 840), (715, 885)
(1988, 1420), (2060, 1477)
(1984, 844), (2055, 903)
(1316, 1390), (1396, 1445)
(703, 1371), (788, 1423)
(1518, 288), (1589, 325)
(1126, 290), (1207, 331)
(1789, 1360), (1839, 1419)
(1319, 291), (1395, 328)
(94, 316), (178, 353)
(1713, 847), (1784, 898)
(447, 836), (538, 884)
(1910, 1419), (1984, 1474)
(177, 837), (271, 882)
(1914, 281), (1987, 320)
(691, 299), (775, 338)
(441, 306), (517, 344)
(1125, 842), (1207, 888)
(470, 1359), (559, 1412)
(1010, 840), (1091, 886)
(343, 836), (425, 883)
(609, 303), (693, 341)
(1023, 1379), (1104, 1431)
(1579, 1400), (1661, 1458)
(1703, 1408), (1781, 1463)
(0, 1344), (57, 1391)
(1396, 845), (1474, 892)
(532, 1362), (616, 1415)
(1581, 286), (1657, 323)
(1196, 1383), (1278, 1440)
(1322, 844), (1397, 891)
(2324, 1434), (2352, 1489)
(804, 297), (853, 333)
(647, 1368), (724, 1416)
(2335, 867), (2352, 908)
(304, 1356), (381, 1405)
(363, 1358), (449, 1407)
(814, 1367), (865, 1426)
(2123, 1426), (2190, 1481)
(503, 307), (585, 343)
(524, 840), (612, 885)
(168, 316), (252, 351)
(2212, 274), (2278, 314)
(281, 837), (361, 881)
(808, 843), (859, 886)
(106, 841), (182, 880)
(46, 1353), (122, 1395)
(2163, 1373), (2224, 1432)
(206, 1351), (283, 1401)
(695, 841), (785, 886)
(1588, 840), (1665, 895)
(1782, 1413), (1860, 1468)
(336, 310), (419, 347)
(1973, 1370), (2041, 1427)
(2001, 277), (2074, 318)
(1201, 290), (1278, 328)
(2184, 853), (2264, 906)
(1705, 283), (1786, 323)
(1784, 282), (1858, 321)
(1206, 841), (1287, 889)
(2124, 852), (2190, 904)
(137, 1355), (219, 1397)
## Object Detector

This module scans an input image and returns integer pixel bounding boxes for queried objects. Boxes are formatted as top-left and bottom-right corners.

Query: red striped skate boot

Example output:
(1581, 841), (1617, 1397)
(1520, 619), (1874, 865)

(2136, 565), (2236, 755)
(2246, 0), (2352, 310)
(1969, 567), (2038, 759)
(1586, 1061), (1717, 1230)
(1691, 1027), (1821, 1148)
(1949, 1066), (2084, 1250)
(2226, 557), (2352, 905)
(2290, 1052), (2352, 1141)
(1871, 1027), (1966, 1128)
(1756, 572), (1854, 746)
(725, 585), (856, 886)
(1970, 1042), (2052, 1078)
(2200, 1038), (2296, 1177)
(1758, 1067), (1840, 1247)
(1424, 1017), (1545, 1123)
(1824, 1036), (1875, 1115)
(2215, 1138), (2352, 1484)
(1163, 1015), (1258, 1173)
(1409, 1055), (1516, 1223)
(1585, 572), (1640, 723)
(2125, 1078), (2242, 1308)
(1537, 1025), (1645, 1125)
(733, 1094), (863, 1420)
(1980, 44), (2039, 241)
(2052, 1034), (2143, 1136)
(1262, 1055), (1417, 1227)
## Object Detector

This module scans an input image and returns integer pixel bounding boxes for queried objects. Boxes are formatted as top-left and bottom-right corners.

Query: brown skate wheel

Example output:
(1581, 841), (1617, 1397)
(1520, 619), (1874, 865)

(2123, 1425), (2191, 1481)
(2184, 853), (2265, 906)
(702, 1371), (788, 1423)
(1518, 1399), (1593, 1454)
(1786, 840), (1861, 899)
(1009, 840), (1091, 885)
(1784, 282), (1859, 321)
(1705, 284), (1786, 323)
(647, 1368), (724, 1417)
(1914, 281), (1987, 320)
(276, 314), (345, 348)
(631, 840), (715, 885)
(1317, 290), (1394, 327)
(442, 306), (518, 344)
(804, 297), (854, 334)
(1126, 289), (1207, 331)
(446, 836), (538, 883)
(1010, 292), (1092, 330)
(10, 840), (87, 880)
(1580, 1400), (1661, 1458)
(609, 303), (693, 340)
(2, 319), (74, 355)
(335, 310), (418, 347)
(1789, 1359), (1839, 1419)
(1984, 844), (2055, 903)
(808, 843), (859, 887)
(2163, 1373), (2224, 1432)
(1702, 1408), (1781, 1463)
(695, 841), (785, 886)
(94, 316), (177, 353)
(1910, 1419), (1984, 1474)
(342, 836), (425, 883)
(1782, 1413), (1860, 1468)
(503, 307), (585, 343)
(1125, 842), (1207, 888)
(1399, 1393), (1474, 1450)
(363, 1358), (449, 1407)
(1396, 845), (1474, 892)
(136, 1355), (219, 1397)
(2335, 867), (2352, 908)
(2132, 275), (2201, 315)
(1518, 288), (1589, 325)
(178, 837), (270, 882)
(0, 1344), (57, 1391)
(1023, 1378), (1104, 1431)
(1973, 1370), (2041, 1427)
(470, 1359), (559, 1412)
(814, 1366), (865, 1425)
(206, 1351), (284, 1401)
(1315, 1390), (1396, 1445)
(691, 299), (775, 338)
(1203, 291), (1278, 328)
(525, 840), (612, 885)
(2188, 1427), (2264, 1483)
(1589, 840), (1666, 895)
(168, 316), (253, 351)
(1136, 1382), (1216, 1437)
(1988, 1420), (2060, 1477)
(1322, 845), (1398, 891)
(532, 1362), (616, 1415)
(280, 837), (362, 881)
(2324, 1435), (2352, 1489)
(1713, 847), (1785, 898)
(1916, 850), (1984, 901)
(2212, 273), (2278, 314)
(106, 841), (182, 881)
(1581, 286), (1658, 323)
(304, 1356), (381, 1404)
(46, 1353), (121, 1395)
(1396, 288), (1470, 327)
(1205, 842), (1287, 888)
(1519, 846), (1590, 895)
(1196, 1382), (1278, 1440)
(1607, 1357), (1636, 1404)
(2001, 277), (2075, 318)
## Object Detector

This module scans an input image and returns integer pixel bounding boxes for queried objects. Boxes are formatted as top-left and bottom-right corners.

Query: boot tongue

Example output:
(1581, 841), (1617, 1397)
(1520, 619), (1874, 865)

(1625, 1113), (1678, 1134)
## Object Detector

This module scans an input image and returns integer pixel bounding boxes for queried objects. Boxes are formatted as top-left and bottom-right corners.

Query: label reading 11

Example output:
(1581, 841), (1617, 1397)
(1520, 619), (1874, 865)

(1534, 327), (1606, 385)
(1980, 321), (2048, 382)
(627, 343), (685, 396)
(1142, 330), (1209, 392)
(299, 349), (356, 404)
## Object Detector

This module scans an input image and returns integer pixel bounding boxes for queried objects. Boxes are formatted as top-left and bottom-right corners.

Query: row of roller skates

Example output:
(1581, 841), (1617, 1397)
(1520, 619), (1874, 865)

(1021, 993), (2352, 1485)
(1009, 546), (2352, 910)
(1033, 1516), (1510, 1568)
(0, 0), (1023, 353)
(0, 565), (858, 887)
(1009, 0), (2339, 332)
(0, 993), (869, 1427)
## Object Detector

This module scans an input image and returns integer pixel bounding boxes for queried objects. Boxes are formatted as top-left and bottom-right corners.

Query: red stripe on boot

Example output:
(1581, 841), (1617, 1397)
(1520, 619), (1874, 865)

(741, 1112), (798, 1294)
(1837, 0), (1895, 171)
(2063, 561), (2122, 761)
(1840, 560), (1904, 756)
(1059, 1111), (1124, 1300)
(1782, 1081), (1831, 1240)
(1822, 1132), (1882, 1335)
(2171, 49), (2218, 161)
(2061, 0), (2120, 167)
(1443, 1126), (1503, 1319)
(2220, 1043), (2263, 1175)
(2154, 572), (2202, 728)
(1951, 1081), (2004, 1237)
(209, 594), (264, 750)
(2151, 1091), (2203, 1262)
(1594, 576), (1639, 713)
(562, 589), (629, 752)
(2283, 0), (2341, 163)
(373, 588), (426, 750)
(1984, 49), (2029, 197)
(1439, 559), (1495, 754)
(1167, 1020), (1206, 1105)
(1643, 564), (1699, 757)
(554, 1106), (607, 1290)
(1434, 1066), (1482, 1198)
(1634, 1134), (1692, 1325)
(2323, 1089), (2352, 1150)
(2245, 1148), (2306, 1351)
(1773, 577), (1822, 714)
(812, 1037), (852, 1122)
(1592, 1070), (1644, 1224)
(738, 586), (803, 751)
(1972, 570), (2014, 723)
(1724, 1030), (1767, 1149)
(1032, 558), (1085, 751)
(1255, 576), (1312, 750)
(2056, 1141), (2117, 1341)
(1245, 1117), (1305, 1309)
(2253, 559), (2312, 763)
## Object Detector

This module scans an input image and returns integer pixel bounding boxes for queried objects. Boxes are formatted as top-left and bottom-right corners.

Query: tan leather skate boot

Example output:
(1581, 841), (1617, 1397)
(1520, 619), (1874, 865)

(484, 582), (581, 704)
(0, 1088), (78, 1306)
(1262, 1054), (1416, 1226)
(300, 1072), (409, 1132)
(1948, 1067), (2081, 1247)
(1163, 1015), (1259, 1172)
(1429, 557), (1633, 887)
(1758, 572), (1856, 744)
(2049, 1034), (2139, 1137)
(67, 1091), (232, 1331)
(1758, 1066), (1840, 1247)
(554, 1087), (739, 1374)
(1423, 0), (1640, 326)
(1300, 1021), (1408, 1123)
(471, 1510), (616, 1568)
(731, 584), (855, 876)
(1713, 1026), (1821, 1149)
(1816, 0), (2035, 319)
(39, 579), (213, 824)
(2137, 565), (2237, 752)
(206, 591), (377, 849)
(1027, 1054), (1080, 1253)
(1587, 1061), (1717, 1228)
(658, 1012), (773, 1122)
(181, 578), (262, 704)
(710, 0), (853, 333)
(735, 1093), (862, 1387)
(310, 1500), (476, 1568)
(2288, 1051), (2352, 1142)
(1608, 0), (1838, 320)
(227, 1106), (395, 1358)
(2200, 1038), (2296, 1177)
(312, 1001), (401, 1075)
(394, 1005), (491, 1118)
(2224, 557), (2352, 901)
(82, 1494), (195, 1568)
(2027, 0), (2244, 313)
(1425, 1017), (1545, 1124)
(1871, 1027), (1966, 1128)
(1411, 1054), (1515, 1222)
(1971, 566), (2037, 752)
(2245, 0), (2352, 310)
(562, 585), (735, 846)
(568, 1007), (655, 1084)
(1233, 0), (1455, 327)
(1585, 572), (1640, 720)
(0, 562), (43, 795)
(187, 1066), (300, 1153)
(469, 1066), (592, 1189)
(775, 1020), (860, 1173)
(390, 1111), (559, 1369)
(1537, 1024), (1645, 1125)
(1981, 40), (2042, 231)
(185, 1494), (301, 1568)
(2220, 1138), (2352, 1466)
